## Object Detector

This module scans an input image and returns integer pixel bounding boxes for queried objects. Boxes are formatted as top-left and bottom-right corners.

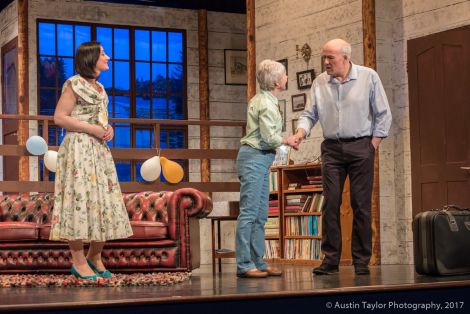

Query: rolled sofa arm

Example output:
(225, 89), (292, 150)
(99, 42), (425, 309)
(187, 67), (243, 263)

(169, 188), (213, 219)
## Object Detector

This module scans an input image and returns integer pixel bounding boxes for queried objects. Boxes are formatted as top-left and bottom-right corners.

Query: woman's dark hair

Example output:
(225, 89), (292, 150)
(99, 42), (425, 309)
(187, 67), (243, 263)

(74, 41), (101, 79)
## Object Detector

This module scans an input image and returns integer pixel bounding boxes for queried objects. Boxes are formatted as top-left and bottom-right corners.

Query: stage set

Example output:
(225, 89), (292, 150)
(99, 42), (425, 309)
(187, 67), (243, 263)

(0, 264), (469, 314)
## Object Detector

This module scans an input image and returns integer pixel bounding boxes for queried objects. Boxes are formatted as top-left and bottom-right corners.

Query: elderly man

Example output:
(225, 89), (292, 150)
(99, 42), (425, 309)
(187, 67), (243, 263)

(288, 39), (392, 275)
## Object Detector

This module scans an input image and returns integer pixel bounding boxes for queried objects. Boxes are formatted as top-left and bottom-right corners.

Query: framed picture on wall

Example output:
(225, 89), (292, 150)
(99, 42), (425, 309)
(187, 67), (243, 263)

(224, 49), (247, 85)
(277, 58), (288, 90)
(296, 69), (315, 90)
(291, 93), (306, 112)
(279, 99), (286, 132)
(292, 118), (299, 133)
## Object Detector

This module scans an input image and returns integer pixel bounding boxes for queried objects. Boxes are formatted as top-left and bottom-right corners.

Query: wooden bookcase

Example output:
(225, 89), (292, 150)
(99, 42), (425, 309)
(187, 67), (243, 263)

(265, 163), (353, 266)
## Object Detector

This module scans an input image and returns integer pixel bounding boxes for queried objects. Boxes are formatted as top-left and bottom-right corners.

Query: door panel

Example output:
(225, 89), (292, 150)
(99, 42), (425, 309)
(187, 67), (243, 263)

(409, 26), (470, 216)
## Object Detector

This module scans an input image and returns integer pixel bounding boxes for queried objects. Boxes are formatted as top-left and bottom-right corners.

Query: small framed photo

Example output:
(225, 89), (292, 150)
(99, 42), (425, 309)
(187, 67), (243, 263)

(291, 93), (306, 112)
(278, 99), (287, 132)
(224, 49), (247, 85)
(277, 58), (288, 90)
(296, 69), (315, 90)
(292, 118), (299, 133)
(321, 56), (326, 73)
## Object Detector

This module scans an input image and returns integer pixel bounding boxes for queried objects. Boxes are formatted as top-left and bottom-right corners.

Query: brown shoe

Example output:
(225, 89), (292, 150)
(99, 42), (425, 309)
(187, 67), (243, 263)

(261, 266), (282, 276)
(237, 268), (268, 278)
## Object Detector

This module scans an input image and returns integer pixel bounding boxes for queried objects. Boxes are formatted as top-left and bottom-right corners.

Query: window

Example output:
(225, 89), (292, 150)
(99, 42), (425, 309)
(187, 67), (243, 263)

(37, 21), (187, 182)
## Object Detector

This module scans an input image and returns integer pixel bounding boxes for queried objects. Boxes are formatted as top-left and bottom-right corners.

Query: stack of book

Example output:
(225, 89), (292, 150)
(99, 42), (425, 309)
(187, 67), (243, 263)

(264, 217), (279, 237)
(264, 240), (280, 259)
(300, 175), (323, 189)
(269, 171), (278, 192)
(268, 199), (279, 215)
(284, 194), (308, 213)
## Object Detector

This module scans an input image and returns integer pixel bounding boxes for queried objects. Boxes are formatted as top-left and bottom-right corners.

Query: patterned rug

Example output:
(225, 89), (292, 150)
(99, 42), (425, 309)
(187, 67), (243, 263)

(0, 272), (191, 288)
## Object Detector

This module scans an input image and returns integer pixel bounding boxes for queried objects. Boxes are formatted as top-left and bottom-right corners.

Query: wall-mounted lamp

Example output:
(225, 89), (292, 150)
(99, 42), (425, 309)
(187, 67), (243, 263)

(296, 43), (312, 68)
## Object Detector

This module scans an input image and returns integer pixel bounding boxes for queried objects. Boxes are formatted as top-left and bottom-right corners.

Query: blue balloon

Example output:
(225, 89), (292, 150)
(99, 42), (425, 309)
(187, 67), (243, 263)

(26, 136), (48, 156)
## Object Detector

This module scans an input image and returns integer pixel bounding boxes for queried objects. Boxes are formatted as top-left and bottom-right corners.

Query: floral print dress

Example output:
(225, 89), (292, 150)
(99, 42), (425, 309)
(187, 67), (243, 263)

(49, 75), (133, 241)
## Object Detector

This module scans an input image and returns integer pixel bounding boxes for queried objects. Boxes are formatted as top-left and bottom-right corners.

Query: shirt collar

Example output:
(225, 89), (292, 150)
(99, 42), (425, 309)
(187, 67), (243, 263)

(260, 89), (278, 105)
(328, 62), (358, 84)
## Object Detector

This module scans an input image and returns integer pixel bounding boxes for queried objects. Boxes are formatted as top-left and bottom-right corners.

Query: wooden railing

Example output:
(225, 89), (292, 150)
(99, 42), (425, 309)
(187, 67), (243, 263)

(0, 114), (246, 193)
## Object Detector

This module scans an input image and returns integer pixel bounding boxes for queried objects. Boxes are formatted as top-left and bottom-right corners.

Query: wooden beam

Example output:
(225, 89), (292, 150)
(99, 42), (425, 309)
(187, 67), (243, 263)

(0, 145), (239, 160)
(362, 0), (380, 266)
(246, 0), (256, 100)
(0, 181), (240, 193)
(17, 0), (29, 182)
(198, 9), (211, 184)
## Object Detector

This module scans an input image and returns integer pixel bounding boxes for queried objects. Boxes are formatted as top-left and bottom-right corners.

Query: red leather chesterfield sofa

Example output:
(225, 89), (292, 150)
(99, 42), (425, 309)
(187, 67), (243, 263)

(0, 188), (212, 273)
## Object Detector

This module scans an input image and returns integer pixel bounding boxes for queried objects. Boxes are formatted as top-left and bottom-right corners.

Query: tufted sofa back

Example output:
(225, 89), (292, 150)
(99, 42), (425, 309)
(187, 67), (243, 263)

(0, 192), (173, 225)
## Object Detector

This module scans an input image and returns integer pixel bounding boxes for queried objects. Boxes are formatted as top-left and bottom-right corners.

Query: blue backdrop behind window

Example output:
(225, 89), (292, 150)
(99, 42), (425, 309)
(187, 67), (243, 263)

(37, 21), (186, 182)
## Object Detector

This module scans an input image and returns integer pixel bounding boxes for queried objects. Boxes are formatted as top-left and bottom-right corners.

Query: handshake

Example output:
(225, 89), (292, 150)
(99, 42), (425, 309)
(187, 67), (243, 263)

(283, 128), (306, 150)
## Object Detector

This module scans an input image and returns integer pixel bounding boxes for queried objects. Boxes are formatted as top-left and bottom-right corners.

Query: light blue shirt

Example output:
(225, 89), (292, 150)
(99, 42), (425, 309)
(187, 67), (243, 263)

(297, 63), (392, 139)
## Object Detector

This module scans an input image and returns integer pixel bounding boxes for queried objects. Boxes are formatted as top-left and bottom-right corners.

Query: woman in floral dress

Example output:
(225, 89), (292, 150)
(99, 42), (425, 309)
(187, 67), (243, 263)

(50, 42), (133, 280)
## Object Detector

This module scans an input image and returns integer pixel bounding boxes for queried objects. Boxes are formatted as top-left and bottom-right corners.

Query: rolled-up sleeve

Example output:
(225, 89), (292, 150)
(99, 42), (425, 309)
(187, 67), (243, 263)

(296, 83), (319, 137)
(370, 74), (392, 137)
(259, 102), (283, 148)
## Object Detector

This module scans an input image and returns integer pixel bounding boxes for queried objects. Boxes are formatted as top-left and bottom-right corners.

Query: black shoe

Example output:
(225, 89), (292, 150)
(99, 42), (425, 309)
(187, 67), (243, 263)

(354, 264), (370, 275)
(312, 263), (339, 275)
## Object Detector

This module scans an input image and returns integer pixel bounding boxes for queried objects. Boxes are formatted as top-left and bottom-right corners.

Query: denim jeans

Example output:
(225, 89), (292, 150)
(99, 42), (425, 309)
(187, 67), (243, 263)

(236, 145), (275, 275)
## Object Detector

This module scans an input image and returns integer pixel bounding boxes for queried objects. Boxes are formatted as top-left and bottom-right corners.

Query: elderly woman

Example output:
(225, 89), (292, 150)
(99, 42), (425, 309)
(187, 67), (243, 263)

(236, 59), (297, 278)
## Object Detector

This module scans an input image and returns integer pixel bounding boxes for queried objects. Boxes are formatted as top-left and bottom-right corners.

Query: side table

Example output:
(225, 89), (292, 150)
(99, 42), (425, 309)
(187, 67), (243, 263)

(209, 215), (238, 274)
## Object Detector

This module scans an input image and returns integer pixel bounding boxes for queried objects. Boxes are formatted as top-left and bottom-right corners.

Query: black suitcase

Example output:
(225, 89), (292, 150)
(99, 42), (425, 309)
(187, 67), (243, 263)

(413, 205), (470, 275)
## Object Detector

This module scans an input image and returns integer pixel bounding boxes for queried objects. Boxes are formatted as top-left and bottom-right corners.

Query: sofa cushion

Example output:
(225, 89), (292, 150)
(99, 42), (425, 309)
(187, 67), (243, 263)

(128, 221), (168, 240)
(0, 222), (39, 241)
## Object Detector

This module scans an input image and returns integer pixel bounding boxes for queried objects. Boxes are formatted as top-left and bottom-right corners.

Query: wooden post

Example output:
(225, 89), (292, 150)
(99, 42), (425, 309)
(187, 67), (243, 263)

(246, 0), (256, 101)
(362, 0), (380, 266)
(17, 0), (29, 182)
(198, 10), (210, 184)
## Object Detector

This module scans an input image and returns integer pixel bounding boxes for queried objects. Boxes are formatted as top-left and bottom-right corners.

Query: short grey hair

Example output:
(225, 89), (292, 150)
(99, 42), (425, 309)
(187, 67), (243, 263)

(340, 43), (352, 58)
(256, 59), (286, 91)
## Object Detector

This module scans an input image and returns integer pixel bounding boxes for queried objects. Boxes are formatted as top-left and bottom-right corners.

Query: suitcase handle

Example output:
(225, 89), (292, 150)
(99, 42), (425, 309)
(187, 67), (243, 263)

(443, 204), (470, 211)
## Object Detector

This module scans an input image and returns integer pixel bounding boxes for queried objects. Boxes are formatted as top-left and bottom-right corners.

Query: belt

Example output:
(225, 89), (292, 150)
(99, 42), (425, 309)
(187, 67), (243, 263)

(326, 136), (371, 143)
(242, 144), (276, 154)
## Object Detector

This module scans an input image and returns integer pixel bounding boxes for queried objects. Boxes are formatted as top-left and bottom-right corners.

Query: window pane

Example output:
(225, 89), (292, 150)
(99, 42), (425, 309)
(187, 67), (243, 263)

(57, 24), (73, 56)
(169, 130), (184, 148)
(39, 23), (55, 55)
(135, 30), (150, 61)
(159, 130), (168, 149)
(97, 27), (113, 58)
(115, 162), (131, 182)
(135, 62), (150, 93)
(99, 61), (112, 89)
(152, 31), (166, 62)
(39, 89), (56, 116)
(169, 95), (184, 120)
(168, 64), (183, 93)
(135, 129), (152, 148)
(39, 57), (56, 87)
(114, 95), (130, 118)
(114, 28), (129, 60)
(152, 63), (166, 93)
(114, 61), (129, 91)
(58, 58), (74, 87)
(168, 32), (183, 63)
(136, 96), (150, 118)
(39, 160), (55, 181)
(75, 25), (91, 48)
(152, 96), (166, 119)
(114, 126), (130, 148)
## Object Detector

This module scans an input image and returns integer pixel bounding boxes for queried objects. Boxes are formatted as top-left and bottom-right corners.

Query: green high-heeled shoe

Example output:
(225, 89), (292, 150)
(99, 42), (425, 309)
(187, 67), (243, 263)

(86, 259), (113, 278)
(71, 266), (98, 281)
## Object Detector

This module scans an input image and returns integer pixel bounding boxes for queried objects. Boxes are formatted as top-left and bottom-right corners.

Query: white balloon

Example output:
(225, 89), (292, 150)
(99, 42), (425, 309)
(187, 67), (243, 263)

(44, 150), (58, 172)
(26, 135), (48, 156)
(140, 156), (161, 182)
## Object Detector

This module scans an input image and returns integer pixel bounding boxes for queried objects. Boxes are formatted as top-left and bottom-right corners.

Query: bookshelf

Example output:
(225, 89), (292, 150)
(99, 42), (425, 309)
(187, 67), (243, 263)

(265, 167), (281, 260)
(264, 163), (353, 265)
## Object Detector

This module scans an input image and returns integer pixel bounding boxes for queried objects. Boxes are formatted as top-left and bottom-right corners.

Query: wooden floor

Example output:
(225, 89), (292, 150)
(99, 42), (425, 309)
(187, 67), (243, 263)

(1, 264), (470, 313)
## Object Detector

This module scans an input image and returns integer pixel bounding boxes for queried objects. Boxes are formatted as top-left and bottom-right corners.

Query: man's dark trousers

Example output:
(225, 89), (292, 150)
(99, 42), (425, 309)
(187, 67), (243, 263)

(320, 136), (375, 266)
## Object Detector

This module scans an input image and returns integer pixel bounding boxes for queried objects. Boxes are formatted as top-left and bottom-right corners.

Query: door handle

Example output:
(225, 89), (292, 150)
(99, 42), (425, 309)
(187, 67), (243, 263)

(460, 167), (470, 170)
